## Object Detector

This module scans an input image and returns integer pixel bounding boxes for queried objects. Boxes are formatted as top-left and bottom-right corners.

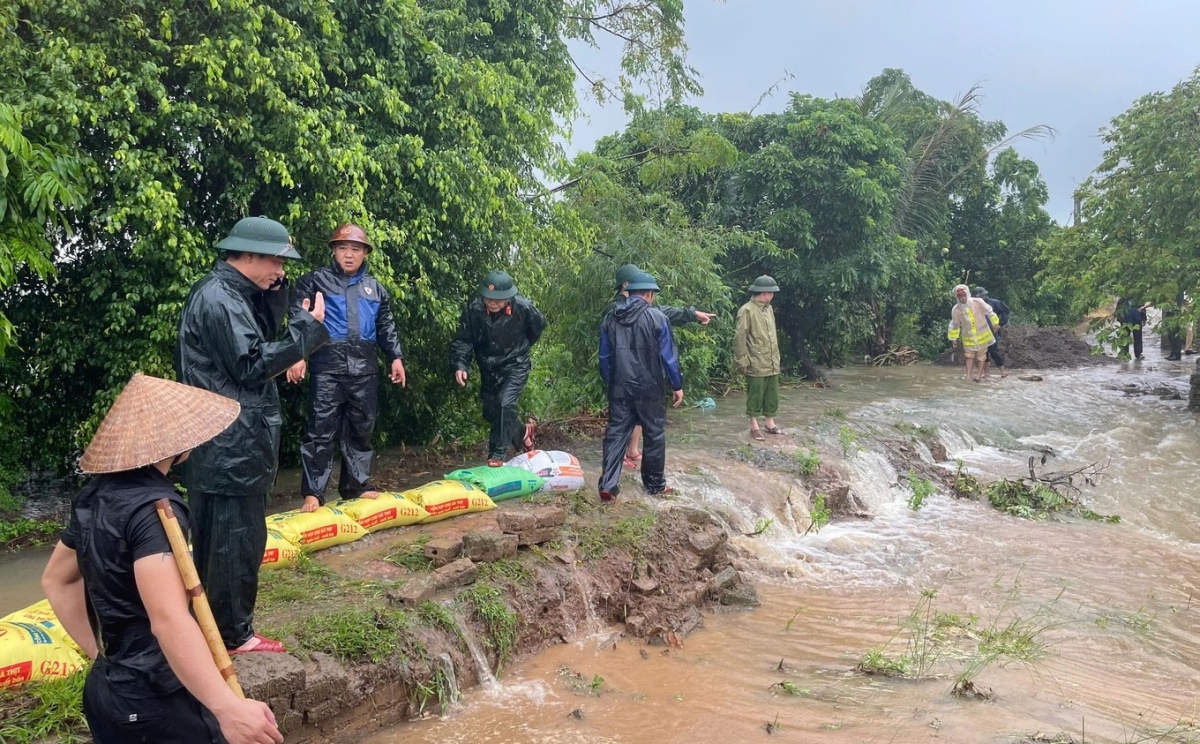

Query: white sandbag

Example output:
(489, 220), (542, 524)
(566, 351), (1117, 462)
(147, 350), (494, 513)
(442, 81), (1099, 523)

(504, 450), (586, 492)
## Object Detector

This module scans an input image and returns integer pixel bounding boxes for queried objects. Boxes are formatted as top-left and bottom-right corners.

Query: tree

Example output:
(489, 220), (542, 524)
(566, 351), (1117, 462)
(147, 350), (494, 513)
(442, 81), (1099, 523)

(1041, 66), (1200, 337)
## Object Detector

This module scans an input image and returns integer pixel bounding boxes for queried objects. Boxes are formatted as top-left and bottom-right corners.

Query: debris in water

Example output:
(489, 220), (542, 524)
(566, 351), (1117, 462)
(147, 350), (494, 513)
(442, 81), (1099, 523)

(639, 649), (649, 660)
(763, 714), (781, 735)
(569, 708), (585, 720)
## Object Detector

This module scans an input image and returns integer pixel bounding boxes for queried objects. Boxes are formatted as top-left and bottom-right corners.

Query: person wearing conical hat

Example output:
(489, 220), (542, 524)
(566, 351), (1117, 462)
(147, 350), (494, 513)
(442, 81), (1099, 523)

(41, 374), (283, 744)
(606, 264), (716, 471)
(177, 216), (330, 654)
(449, 270), (546, 466)
(734, 276), (783, 440)
(285, 224), (407, 513)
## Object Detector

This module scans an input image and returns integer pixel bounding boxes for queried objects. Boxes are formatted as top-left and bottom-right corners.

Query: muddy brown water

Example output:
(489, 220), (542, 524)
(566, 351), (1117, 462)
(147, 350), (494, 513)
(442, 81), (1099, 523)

(366, 346), (1200, 744)
(5, 342), (1200, 743)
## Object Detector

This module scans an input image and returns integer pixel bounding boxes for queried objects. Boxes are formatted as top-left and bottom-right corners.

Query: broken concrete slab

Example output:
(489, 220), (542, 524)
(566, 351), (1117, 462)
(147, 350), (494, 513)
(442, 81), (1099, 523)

(433, 557), (478, 590)
(423, 536), (463, 566)
(462, 531), (518, 563)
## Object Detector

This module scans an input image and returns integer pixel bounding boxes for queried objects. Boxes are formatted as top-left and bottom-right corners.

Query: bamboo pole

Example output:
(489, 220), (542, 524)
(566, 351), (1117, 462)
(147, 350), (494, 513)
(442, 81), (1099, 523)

(155, 498), (245, 698)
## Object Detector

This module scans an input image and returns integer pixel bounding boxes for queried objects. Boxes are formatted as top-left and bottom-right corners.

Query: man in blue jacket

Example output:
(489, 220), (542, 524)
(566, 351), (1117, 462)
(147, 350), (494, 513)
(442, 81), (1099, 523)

(598, 271), (684, 502)
(973, 287), (1011, 378)
(288, 224), (407, 512)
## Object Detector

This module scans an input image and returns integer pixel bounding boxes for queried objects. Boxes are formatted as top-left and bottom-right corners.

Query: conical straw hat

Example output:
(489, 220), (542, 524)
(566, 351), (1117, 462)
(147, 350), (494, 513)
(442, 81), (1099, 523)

(79, 373), (240, 474)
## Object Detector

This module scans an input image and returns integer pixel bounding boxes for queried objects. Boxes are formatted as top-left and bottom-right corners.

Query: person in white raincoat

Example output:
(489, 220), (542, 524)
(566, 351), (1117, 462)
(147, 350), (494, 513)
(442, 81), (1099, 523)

(947, 284), (998, 382)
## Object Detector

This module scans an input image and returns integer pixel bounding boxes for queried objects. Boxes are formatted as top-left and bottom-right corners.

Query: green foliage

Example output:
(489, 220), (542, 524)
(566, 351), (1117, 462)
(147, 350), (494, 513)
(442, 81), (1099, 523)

(572, 510), (656, 560)
(951, 460), (983, 500)
(461, 583), (518, 667)
(838, 425), (859, 458)
(0, 668), (90, 743)
(906, 470), (935, 511)
(476, 558), (534, 587)
(0, 518), (63, 550)
(289, 607), (414, 664)
(386, 536), (435, 572)
(793, 448), (820, 476)
(986, 480), (1119, 523)
(808, 492), (831, 534)
(417, 601), (462, 639)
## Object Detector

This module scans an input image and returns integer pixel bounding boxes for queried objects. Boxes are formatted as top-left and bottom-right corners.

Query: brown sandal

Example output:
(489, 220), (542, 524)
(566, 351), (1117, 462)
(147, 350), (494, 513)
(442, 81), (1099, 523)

(751, 428), (765, 441)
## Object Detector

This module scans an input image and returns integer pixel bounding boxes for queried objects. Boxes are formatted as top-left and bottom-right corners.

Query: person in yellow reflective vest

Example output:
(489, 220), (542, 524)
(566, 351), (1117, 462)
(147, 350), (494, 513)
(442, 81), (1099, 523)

(947, 284), (998, 383)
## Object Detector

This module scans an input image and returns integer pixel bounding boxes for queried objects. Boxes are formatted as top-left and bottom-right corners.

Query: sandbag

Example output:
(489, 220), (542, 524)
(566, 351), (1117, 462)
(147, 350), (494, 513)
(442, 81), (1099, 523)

(402, 480), (496, 522)
(0, 600), (84, 655)
(443, 466), (544, 502)
(266, 506), (365, 552)
(0, 620), (87, 688)
(504, 450), (586, 492)
(334, 494), (429, 532)
(260, 529), (302, 571)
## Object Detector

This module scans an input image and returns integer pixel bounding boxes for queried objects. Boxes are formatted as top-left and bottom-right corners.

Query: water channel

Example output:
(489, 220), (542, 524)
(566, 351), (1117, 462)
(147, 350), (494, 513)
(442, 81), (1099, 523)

(4, 342), (1200, 742)
(367, 345), (1200, 744)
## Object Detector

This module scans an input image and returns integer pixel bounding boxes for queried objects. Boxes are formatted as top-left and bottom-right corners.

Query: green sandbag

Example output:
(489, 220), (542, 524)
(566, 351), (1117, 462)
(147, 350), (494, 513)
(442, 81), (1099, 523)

(444, 466), (545, 501)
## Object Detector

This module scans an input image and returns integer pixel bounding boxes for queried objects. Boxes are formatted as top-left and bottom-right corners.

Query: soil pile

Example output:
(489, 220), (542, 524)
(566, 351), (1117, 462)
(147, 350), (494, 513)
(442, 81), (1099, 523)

(934, 326), (1113, 369)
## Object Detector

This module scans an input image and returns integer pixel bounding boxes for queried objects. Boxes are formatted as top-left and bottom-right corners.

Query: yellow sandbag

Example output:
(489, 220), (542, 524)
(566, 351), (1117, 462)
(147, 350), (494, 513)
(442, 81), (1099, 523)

(0, 620), (87, 688)
(333, 494), (429, 532)
(260, 530), (302, 571)
(402, 480), (496, 523)
(266, 506), (365, 552)
(0, 599), (84, 655)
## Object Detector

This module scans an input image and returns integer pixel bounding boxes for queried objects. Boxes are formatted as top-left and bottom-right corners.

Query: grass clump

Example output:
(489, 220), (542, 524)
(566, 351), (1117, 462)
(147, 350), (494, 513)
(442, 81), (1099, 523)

(288, 607), (415, 663)
(0, 668), (90, 743)
(838, 425), (858, 458)
(572, 509), (656, 560)
(461, 583), (518, 667)
(476, 558), (534, 587)
(257, 552), (361, 612)
(385, 535), (434, 571)
(417, 600), (462, 638)
(794, 448), (820, 476)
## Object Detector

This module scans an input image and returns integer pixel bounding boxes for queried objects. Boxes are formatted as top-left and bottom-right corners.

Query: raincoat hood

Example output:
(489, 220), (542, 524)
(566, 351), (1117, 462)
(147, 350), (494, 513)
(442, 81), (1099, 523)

(953, 284), (971, 305)
(613, 295), (653, 325)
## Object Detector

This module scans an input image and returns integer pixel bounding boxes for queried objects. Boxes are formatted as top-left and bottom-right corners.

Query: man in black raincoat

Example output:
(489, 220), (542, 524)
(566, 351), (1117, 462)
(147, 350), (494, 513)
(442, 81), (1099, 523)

(598, 271), (684, 502)
(449, 270), (546, 466)
(606, 263), (714, 469)
(287, 224), (406, 512)
(177, 216), (329, 654)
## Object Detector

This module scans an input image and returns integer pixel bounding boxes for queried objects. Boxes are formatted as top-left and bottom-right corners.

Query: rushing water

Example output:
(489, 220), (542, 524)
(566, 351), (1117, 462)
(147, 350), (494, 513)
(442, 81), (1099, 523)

(5, 342), (1200, 742)
(367, 346), (1200, 744)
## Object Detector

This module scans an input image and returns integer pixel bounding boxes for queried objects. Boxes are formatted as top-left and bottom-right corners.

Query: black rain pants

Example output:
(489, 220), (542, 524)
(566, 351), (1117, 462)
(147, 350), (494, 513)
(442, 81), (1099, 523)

(189, 492), (267, 649)
(300, 372), (379, 503)
(986, 329), (1005, 369)
(84, 660), (225, 743)
(598, 395), (667, 496)
(481, 363), (530, 461)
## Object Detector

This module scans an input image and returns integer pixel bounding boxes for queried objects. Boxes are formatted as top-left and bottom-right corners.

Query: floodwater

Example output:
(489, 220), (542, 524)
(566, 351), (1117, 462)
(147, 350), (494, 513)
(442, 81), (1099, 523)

(369, 343), (1200, 744)
(6, 340), (1200, 742)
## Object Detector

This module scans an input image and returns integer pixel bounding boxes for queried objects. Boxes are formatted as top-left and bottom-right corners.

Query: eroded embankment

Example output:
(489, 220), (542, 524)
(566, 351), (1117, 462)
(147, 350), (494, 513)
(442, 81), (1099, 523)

(217, 491), (757, 744)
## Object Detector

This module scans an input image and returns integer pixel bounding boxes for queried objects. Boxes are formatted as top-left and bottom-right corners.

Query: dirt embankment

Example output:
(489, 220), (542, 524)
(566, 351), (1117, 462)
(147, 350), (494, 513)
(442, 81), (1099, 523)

(223, 493), (752, 744)
(934, 326), (1113, 369)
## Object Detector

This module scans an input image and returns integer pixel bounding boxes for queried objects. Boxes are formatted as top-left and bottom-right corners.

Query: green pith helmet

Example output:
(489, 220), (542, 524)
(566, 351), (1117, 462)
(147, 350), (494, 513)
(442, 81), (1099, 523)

(614, 263), (642, 291)
(625, 271), (660, 292)
(748, 275), (780, 293)
(479, 269), (518, 299)
(215, 216), (301, 260)
(973, 286), (989, 299)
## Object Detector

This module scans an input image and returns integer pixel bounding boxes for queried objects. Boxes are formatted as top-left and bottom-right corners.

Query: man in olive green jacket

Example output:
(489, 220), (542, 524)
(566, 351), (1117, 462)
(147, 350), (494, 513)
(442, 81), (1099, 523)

(734, 276), (782, 441)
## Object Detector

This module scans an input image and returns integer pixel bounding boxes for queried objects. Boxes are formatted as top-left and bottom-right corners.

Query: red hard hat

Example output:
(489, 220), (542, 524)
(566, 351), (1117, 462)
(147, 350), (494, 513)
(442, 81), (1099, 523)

(327, 224), (374, 252)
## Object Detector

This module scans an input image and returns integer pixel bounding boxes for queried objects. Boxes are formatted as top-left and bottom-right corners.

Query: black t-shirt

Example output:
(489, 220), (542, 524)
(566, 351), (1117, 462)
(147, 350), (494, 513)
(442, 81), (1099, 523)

(62, 467), (190, 697)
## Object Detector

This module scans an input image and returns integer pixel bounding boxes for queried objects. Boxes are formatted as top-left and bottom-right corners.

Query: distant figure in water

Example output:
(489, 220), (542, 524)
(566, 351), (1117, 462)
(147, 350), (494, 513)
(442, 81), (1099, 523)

(973, 287), (1010, 379)
(948, 284), (998, 383)
(1116, 297), (1150, 360)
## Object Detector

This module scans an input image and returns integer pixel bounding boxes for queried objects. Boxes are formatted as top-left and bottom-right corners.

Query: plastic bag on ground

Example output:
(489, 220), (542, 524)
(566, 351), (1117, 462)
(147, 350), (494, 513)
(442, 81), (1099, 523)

(504, 450), (585, 492)
(0, 620), (87, 687)
(402, 480), (496, 522)
(266, 506), (365, 552)
(443, 465), (545, 501)
(334, 493), (429, 532)
(260, 529), (303, 571)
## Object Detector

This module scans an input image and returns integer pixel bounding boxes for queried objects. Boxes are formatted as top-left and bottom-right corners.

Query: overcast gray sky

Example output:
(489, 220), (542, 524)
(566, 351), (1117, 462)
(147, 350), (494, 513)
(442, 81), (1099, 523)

(567, 0), (1200, 223)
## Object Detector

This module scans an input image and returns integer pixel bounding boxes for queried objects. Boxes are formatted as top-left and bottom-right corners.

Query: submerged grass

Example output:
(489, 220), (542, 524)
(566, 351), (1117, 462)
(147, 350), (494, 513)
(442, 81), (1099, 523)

(0, 668), (89, 743)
